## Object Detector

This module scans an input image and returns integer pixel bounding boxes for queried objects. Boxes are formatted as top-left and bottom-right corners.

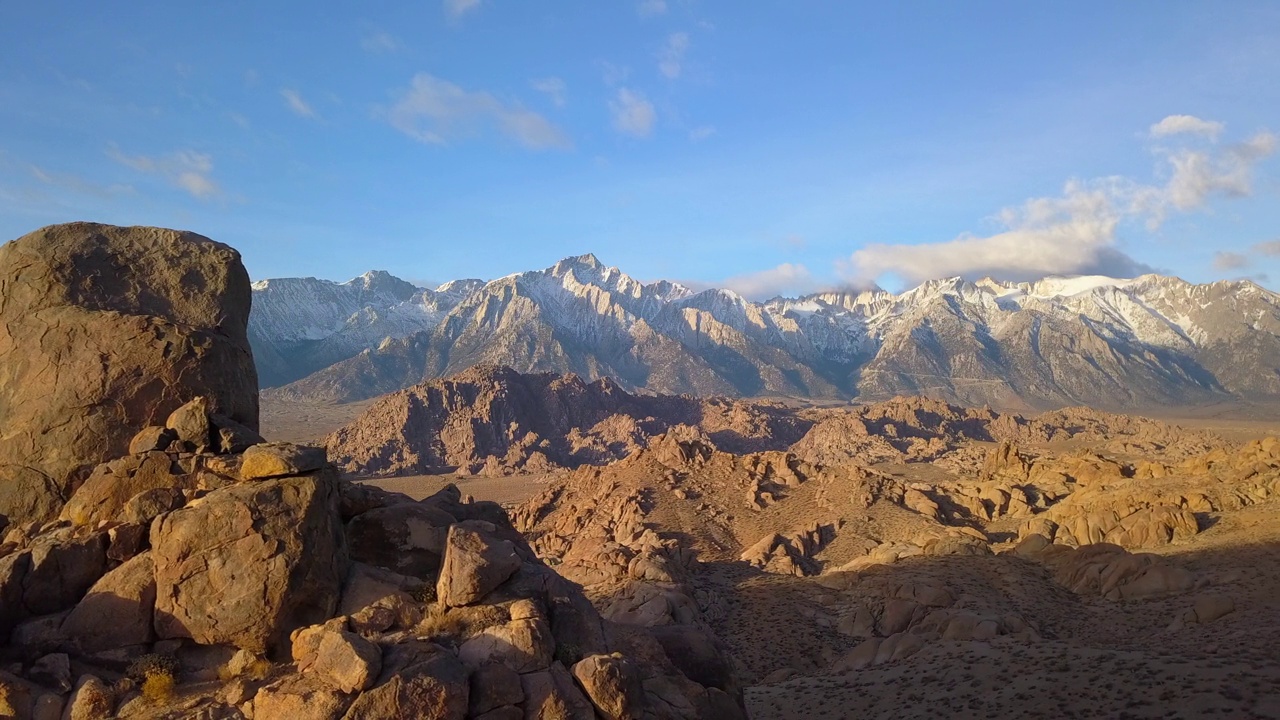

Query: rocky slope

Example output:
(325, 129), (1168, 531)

(323, 367), (1223, 480)
(507, 398), (1280, 719)
(0, 399), (745, 718)
(325, 365), (810, 477)
(0, 223), (258, 529)
(254, 257), (1280, 410)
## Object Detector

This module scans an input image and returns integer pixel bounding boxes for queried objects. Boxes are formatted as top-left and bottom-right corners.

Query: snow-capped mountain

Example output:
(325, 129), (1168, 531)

(250, 255), (1280, 410)
(248, 270), (483, 386)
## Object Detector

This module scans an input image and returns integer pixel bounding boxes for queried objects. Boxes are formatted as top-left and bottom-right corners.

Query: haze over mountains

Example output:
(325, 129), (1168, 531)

(250, 254), (1280, 411)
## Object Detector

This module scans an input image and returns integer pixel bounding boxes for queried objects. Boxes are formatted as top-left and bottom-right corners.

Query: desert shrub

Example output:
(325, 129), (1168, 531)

(128, 653), (180, 703)
(409, 582), (437, 603)
(554, 640), (582, 666)
(416, 604), (507, 645)
(141, 673), (176, 703)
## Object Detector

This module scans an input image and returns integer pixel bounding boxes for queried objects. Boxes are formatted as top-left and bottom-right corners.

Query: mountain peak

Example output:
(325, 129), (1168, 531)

(556, 253), (603, 270)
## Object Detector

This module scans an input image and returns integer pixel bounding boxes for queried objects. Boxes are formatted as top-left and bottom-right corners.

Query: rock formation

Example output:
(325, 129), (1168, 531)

(325, 365), (810, 476)
(0, 401), (745, 718)
(0, 223), (258, 528)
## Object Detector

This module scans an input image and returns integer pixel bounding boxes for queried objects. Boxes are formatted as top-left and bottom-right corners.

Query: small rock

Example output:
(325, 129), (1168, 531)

(165, 397), (213, 451)
(572, 654), (644, 720)
(291, 624), (382, 694)
(63, 674), (113, 720)
(128, 426), (176, 455)
(29, 653), (71, 693)
(211, 414), (265, 454)
(1193, 594), (1235, 624)
(239, 443), (327, 480)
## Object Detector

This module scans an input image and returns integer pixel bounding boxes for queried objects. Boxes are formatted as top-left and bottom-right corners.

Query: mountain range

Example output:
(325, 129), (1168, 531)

(249, 254), (1280, 410)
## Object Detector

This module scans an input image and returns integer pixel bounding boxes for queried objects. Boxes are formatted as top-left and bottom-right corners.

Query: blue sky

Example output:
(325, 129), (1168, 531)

(2, 1), (1279, 296)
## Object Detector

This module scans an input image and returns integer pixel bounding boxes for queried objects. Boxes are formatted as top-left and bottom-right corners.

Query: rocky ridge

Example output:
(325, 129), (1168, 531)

(324, 365), (810, 477)
(322, 370), (1223, 481)
(0, 397), (746, 719)
(503, 396), (1280, 718)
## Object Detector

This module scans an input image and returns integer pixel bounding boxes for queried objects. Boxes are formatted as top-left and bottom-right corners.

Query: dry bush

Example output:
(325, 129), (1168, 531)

(415, 603), (508, 644)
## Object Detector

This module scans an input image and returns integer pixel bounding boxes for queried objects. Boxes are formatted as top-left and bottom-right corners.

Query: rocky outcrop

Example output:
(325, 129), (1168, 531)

(0, 413), (746, 718)
(325, 365), (809, 477)
(0, 223), (258, 527)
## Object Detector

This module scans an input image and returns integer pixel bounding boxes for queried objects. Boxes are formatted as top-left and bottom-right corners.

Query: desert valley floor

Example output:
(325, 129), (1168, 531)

(262, 389), (1280, 720)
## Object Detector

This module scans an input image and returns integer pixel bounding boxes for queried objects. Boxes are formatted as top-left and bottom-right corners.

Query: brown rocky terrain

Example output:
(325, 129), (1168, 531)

(0, 399), (745, 718)
(324, 366), (809, 477)
(6, 221), (1280, 719)
(0, 224), (744, 719)
(503, 396), (1280, 719)
(0, 223), (258, 529)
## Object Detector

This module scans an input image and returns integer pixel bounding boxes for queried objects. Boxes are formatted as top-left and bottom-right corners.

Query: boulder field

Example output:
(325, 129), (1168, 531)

(0, 398), (743, 719)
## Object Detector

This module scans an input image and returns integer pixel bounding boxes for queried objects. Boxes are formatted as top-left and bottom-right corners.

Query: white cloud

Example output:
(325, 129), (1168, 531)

(658, 32), (690, 79)
(846, 181), (1151, 285)
(720, 263), (820, 300)
(106, 145), (221, 199)
(280, 89), (316, 118)
(1214, 251), (1250, 271)
(445, 0), (480, 18)
(689, 125), (716, 141)
(361, 31), (402, 54)
(599, 61), (630, 87)
(531, 77), (567, 107)
(228, 112), (250, 129)
(844, 119), (1276, 285)
(29, 165), (134, 199)
(386, 73), (571, 150)
(1253, 240), (1280, 256)
(637, 0), (667, 17)
(1165, 131), (1276, 211)
(1150, 114), (1225, 140)
(609, 88), (655, 138)
(683, 263), (825, 301)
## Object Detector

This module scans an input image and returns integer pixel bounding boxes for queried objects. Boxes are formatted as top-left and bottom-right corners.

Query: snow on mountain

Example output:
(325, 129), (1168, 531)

(252, 258), (1280, 409)
(248, 271), (482, 387)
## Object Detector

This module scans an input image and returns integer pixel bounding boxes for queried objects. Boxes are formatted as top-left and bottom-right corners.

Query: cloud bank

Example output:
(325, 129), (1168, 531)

(845, 116), (1276, 285)
(1150, 114), (1224, 139)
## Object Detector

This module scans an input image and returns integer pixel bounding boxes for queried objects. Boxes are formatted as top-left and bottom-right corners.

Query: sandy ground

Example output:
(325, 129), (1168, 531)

(259, 399), (373, 444)
(356, 473), (551, 506)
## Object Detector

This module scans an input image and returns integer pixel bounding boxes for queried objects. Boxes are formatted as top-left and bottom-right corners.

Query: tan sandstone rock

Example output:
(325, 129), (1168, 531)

(0, 223), (258, 526)
(60, 553), (156, 653)
(150, 471), (347, 653)
(437, 520), (522, 607)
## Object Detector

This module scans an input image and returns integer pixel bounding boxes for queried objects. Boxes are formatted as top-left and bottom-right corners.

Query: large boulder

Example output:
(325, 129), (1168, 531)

(150, 469), (348, 653)
(436, 521), (522, 607)
(0, 223), (258, 526)
(342, 642), (470, 720)
(60, 552), (157, 653)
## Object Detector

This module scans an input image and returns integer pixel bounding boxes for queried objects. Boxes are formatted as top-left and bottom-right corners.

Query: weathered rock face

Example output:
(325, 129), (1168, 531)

(0, 223), (258, 526)
(324, 365), (810, 477)
(150, 468), (348, 653)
